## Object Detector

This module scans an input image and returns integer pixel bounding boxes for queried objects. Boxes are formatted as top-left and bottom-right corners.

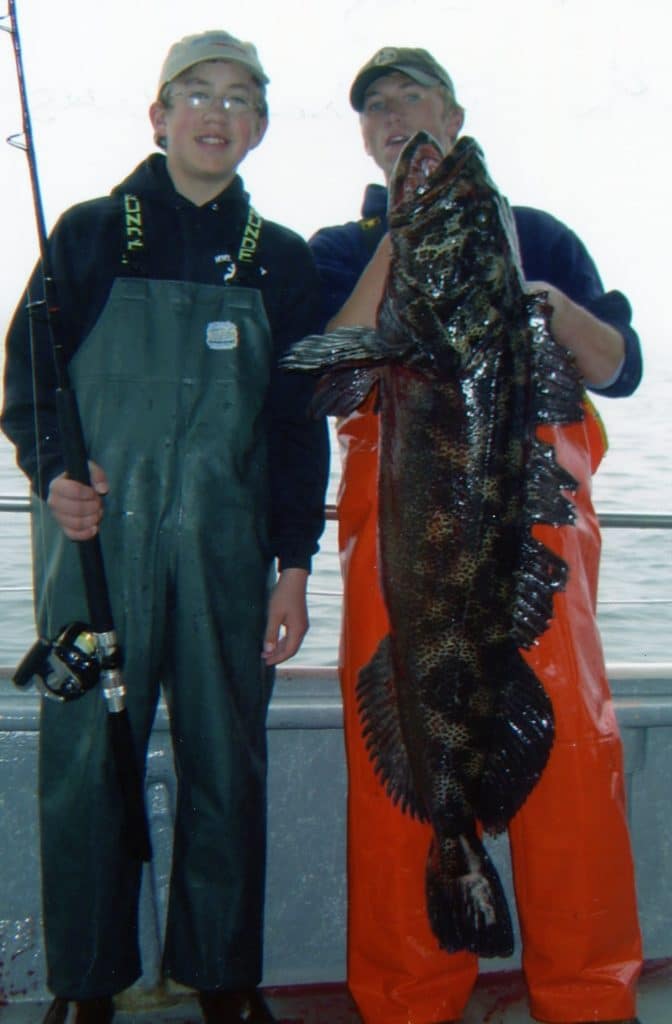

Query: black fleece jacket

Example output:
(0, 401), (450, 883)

(1, 154), (329, 571)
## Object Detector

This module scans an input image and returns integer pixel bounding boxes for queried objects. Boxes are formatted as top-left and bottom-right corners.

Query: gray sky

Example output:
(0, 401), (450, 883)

(0, 0), (670, 489)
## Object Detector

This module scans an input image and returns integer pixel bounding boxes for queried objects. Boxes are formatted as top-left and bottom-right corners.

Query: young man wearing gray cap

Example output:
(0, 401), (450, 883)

(2, 29), (328, 1024)
(309, 47), (642, 1024)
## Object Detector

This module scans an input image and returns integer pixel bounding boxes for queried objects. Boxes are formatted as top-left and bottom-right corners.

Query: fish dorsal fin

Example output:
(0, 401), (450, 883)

(511, 532), (571, 650)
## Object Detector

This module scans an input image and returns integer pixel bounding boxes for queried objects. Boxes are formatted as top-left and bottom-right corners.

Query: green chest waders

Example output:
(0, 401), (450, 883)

(34, 278), (275, 996)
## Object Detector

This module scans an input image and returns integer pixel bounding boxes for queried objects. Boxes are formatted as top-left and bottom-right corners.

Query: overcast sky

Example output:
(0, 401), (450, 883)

(0, 0), (670, 486)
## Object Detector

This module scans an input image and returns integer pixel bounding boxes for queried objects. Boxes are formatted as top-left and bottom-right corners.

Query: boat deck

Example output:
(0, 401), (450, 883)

(1, 961), (670, 1023)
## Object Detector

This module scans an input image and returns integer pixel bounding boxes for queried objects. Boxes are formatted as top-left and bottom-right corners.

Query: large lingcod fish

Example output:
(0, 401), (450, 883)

(283, 133), (584, 957)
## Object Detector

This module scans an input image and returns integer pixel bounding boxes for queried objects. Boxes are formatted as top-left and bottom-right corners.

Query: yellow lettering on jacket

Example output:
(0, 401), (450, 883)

(238, 207), (262, 263)
(124, 194), (144, 252)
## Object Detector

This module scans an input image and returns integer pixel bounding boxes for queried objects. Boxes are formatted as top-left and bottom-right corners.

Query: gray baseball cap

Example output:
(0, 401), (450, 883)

(350, 46), (456, 111)
(158, 30), (269, 92)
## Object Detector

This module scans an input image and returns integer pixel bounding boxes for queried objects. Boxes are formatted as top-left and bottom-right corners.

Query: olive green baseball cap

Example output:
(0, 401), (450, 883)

(350, 46), (456, 111)
(158, 30), (269, 92)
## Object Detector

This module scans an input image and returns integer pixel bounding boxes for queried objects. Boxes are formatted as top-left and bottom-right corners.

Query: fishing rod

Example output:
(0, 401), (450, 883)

(2, 0), (151, 862)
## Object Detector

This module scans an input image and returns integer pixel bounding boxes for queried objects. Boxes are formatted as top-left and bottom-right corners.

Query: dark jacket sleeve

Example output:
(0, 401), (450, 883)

(515, 206), (642, 398)
(266, 237), (329, 572)
(1, 258), (63, 495)
(1, 200), (117, 496)
(309, 222), (372, 330)
(581, 291), (642, 397)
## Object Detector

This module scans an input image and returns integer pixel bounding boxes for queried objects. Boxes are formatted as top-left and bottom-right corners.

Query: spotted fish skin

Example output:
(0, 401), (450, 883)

(282, 133), (584, 956)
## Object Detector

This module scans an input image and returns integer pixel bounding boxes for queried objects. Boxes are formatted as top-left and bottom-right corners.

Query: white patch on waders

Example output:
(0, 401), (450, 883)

(206, 321), (239, 350)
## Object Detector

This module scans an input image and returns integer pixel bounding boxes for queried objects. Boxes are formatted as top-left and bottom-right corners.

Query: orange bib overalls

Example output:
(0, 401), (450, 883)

(336, 397), (641, 1024)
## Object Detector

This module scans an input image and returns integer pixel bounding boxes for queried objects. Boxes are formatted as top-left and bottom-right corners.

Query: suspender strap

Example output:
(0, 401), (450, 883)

(238, 205), (263, 265)
(120, 193), (146, 275)
(120, 195), (264, 283)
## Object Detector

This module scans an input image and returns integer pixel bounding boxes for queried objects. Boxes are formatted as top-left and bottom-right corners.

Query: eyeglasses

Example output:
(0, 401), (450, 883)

(171, 88), (261, 115)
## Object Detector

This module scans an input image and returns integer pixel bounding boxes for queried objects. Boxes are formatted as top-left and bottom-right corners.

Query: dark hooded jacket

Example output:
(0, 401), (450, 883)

(1, 153), (329, 570)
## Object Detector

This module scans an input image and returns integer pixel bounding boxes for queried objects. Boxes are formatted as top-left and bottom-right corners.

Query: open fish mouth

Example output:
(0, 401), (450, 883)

(282, 132), (585, 957)
(390, 137), (444, 208)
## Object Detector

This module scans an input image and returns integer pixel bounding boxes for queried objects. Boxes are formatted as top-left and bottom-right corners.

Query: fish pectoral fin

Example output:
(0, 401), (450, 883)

(356, 635), (425, 820)
(310, 366), (380, 417)
(477, 645), (555, 833)
(426, 829), (514, 958)
(280, 325), (388, 372)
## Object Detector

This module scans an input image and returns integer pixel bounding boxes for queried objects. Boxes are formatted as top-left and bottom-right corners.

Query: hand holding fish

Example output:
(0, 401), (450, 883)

(525, 280), (625, 387)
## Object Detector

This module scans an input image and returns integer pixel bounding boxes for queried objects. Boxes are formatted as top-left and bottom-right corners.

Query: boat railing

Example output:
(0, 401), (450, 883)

(1, 496), (671, 651)
(3, 494), (672, 525)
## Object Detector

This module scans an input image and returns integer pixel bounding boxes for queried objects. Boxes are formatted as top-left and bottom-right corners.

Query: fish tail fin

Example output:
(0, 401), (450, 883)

(477, 644), (554, 832)
(426, 828), (514, 958)
(356, 635), (426, 819)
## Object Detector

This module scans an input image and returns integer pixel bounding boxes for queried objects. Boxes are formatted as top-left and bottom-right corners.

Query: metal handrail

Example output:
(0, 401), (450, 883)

(597, 512), (672, 529)
(2, 494), (672, 530)
(0, 494), (31, 512)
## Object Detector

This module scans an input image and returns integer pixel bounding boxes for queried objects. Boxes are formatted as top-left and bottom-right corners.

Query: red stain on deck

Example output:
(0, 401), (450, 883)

(477, 969), (528, 1021)
(265, 982), (362, 1023)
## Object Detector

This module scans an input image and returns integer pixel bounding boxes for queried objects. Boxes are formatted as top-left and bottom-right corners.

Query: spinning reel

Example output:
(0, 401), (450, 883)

(13, 622), (101, 702)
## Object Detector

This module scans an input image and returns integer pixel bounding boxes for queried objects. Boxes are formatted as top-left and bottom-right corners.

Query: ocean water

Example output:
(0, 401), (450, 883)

(0, 358), (670, 671)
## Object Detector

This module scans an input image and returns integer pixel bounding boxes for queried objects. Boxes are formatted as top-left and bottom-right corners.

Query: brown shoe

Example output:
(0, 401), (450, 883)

(42, 997), (115, 1024)
(198, 988), (278, 1023)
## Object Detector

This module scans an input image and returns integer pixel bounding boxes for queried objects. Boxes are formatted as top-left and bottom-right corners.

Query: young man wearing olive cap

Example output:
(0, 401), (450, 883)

(309, 47), (643, 1024)
(2, 30), (328, 1024)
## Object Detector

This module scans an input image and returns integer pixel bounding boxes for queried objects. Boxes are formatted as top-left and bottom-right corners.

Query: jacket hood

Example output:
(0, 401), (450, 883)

(110, 153), (249, 207)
